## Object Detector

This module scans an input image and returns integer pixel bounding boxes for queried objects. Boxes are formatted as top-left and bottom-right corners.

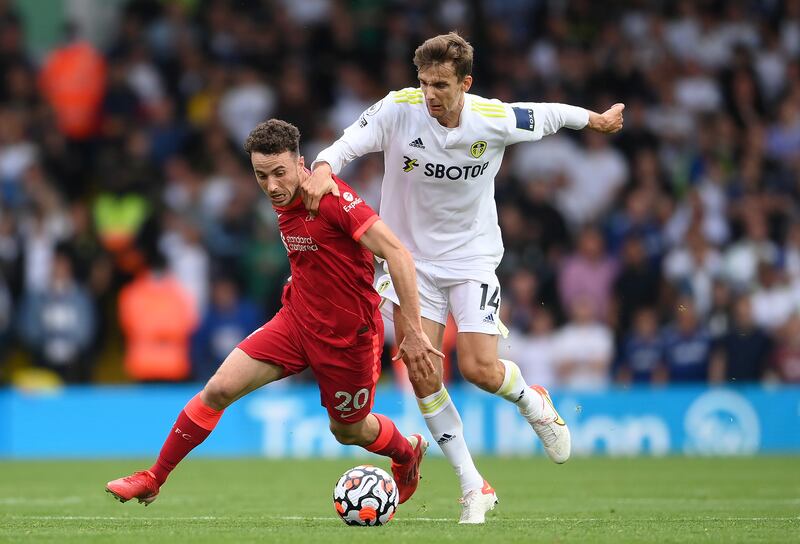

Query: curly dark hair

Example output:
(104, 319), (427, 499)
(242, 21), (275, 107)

(243, 119), (300, 156)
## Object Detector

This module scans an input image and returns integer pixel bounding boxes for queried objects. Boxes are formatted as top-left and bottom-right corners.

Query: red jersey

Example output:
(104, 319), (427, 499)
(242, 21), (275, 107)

(274, 177), (381, 348)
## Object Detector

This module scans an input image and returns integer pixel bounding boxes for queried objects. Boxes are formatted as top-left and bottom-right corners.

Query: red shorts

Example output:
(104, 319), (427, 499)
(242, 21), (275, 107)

(237, 308), (383, 424)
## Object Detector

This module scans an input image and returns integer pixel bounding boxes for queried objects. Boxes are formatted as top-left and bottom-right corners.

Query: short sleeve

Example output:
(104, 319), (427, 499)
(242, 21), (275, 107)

(319, 181), (379, 242)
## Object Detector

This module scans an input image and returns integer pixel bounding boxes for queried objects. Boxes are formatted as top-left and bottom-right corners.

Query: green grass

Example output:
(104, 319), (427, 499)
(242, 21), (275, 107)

(1, 457), (798, 543)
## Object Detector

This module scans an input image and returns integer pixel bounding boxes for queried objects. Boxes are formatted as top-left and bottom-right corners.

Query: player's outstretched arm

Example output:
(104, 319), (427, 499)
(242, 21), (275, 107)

(506, 101), (624, 144)
(358, 220), (444, 381)
(586, 103), (625, 134)
(307, 93), (396, 213)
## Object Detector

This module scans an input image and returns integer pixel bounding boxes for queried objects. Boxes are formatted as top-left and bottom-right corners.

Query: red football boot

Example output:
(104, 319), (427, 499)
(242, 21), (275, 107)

(391, 434), (428, 504)
(105, 470), (160, 506)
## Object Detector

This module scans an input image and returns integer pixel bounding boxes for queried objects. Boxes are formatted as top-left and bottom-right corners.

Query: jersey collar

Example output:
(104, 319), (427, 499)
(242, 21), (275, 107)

(426, 94), (468, 138)
(273, 194), (304, 212)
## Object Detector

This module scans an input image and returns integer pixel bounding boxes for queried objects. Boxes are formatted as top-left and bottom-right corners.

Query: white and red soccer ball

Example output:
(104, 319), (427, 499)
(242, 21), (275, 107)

(333, 465), (398, 526)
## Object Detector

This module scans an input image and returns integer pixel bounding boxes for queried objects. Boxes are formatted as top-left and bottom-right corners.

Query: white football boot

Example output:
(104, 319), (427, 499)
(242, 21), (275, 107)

(458, 480), (498, 524)
(522, 385), (571, 464)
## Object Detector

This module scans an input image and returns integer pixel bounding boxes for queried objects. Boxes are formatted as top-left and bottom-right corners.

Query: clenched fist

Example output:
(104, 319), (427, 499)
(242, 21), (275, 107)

(588, 103), (625, 134)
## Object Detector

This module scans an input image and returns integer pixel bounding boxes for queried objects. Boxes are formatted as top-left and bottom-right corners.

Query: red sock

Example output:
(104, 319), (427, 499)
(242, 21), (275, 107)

(364, 414), (414, 464)
(149, 392), (224, 485)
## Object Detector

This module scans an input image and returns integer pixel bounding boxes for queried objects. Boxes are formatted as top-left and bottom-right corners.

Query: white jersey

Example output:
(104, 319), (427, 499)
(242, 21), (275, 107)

(315, 88), (588, 269)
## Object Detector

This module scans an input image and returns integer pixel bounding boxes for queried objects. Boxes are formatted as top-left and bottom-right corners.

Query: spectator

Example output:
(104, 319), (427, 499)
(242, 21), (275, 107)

(556, 130), (629, 226)
(503, 268), (539, 332)
(613, 101), (659, 160)
(159, 213), (210, 313)
(20, 205), (66, 295)
(750, 261), (799, 332)
(674, 59), (723, 114)
(770, 313), (800, 383)
(239, 217), (289, 316)
(17, 245), (96, 382)
(518, 178), (570, 259)
(782, 221), (800, 281)
(663, 228), (723, 316)
(0, 208), (20, 295)
(661, 298), (714, 383)
(500, 306), (558, 390)
(101, 61), (140, 142)
(710, 295), (772, 383)
(0, 0), (798, 387)
(191, 275), (261, 382)
(93, 165), (152, 275)
(706, 279), (732, 340)
(218, 66), (275, 146)
(615, 307), (665, 385)
(38, 25), (106, 141)
(723, 212), (779, 289)
(0, 270), (11, 368)
(118, 245), (198, 382)
(613, 234), (662, 335)
(765, 97), (800, 163)
(553, 298), (614, 390)
(511, 135), (579, 196)
(0, 107), (38, 207)
(147, 98), (190, 166)
(497, 203), (537, 276)
(605, 187), (664, 260)
(664, 187), (730, 248)
(65, 200), (112, 364)
(124, 43), (166, 110)
(558, 226), (618, 322)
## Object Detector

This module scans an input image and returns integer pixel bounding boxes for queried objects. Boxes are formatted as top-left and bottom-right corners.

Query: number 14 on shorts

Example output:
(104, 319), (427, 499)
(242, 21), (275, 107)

(479, 283), (500, 312)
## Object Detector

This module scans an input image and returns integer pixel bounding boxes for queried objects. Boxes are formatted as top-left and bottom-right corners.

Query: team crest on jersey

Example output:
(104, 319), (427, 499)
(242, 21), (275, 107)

(402, 156), (418, 172)
(470, 141), (487, 158)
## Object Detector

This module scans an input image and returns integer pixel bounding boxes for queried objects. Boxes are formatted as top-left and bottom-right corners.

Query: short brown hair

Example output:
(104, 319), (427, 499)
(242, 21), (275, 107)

(413, 32), (473, 80)
(243, 119), (300, 156)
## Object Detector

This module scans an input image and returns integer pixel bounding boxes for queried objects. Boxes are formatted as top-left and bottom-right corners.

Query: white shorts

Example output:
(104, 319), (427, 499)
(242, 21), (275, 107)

(377, 260), (503, 335)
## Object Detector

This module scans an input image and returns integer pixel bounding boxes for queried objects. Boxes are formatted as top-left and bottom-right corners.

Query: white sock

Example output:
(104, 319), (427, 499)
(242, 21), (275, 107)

(496, 359), (542, 420)
(417, 387), (484, 494)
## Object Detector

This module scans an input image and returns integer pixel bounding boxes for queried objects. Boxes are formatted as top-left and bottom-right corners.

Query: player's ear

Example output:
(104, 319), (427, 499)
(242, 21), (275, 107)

(297, 155), (305, 170)
(462, 75), (473, 92)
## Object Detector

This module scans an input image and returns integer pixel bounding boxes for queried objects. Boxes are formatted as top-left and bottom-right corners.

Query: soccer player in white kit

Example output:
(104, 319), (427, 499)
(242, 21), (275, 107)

(305, 32), (624, 523)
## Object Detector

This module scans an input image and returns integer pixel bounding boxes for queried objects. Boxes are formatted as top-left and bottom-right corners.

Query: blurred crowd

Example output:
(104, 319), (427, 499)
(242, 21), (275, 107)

(0, 0), (799, 388)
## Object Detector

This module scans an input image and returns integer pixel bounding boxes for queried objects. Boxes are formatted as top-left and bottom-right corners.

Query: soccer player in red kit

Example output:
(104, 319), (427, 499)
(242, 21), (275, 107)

(106, 119), (443, 507)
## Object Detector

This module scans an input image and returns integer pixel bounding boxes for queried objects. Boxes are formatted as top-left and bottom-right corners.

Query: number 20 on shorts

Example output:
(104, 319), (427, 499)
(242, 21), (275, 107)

(334, 388), (370, 413)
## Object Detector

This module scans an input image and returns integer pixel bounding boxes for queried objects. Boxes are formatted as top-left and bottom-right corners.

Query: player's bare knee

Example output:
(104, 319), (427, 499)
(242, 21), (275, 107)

(202, 378), (237, 410)
(460, 356), (497, 389)
(329, 421), (362, 445)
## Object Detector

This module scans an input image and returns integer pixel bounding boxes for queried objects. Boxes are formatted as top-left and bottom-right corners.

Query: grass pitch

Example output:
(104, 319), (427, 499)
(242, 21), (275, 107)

(0, 456), (797, 543)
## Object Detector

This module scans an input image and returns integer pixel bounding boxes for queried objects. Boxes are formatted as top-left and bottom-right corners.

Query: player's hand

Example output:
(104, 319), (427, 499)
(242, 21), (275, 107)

(393, 329), (443, 382)
(301, 163), (340, 215)
(588, 103), (625, 134)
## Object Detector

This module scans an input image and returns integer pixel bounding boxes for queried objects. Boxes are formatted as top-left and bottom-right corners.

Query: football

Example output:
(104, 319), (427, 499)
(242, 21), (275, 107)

(333, 465), (398, 526)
